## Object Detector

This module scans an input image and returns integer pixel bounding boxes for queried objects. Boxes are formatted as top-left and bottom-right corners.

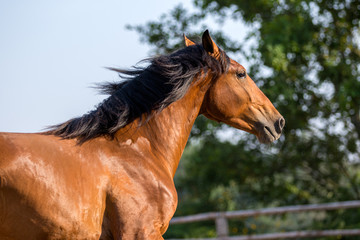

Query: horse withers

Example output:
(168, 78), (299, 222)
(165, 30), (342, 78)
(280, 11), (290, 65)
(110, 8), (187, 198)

(0, 30), (284, 239)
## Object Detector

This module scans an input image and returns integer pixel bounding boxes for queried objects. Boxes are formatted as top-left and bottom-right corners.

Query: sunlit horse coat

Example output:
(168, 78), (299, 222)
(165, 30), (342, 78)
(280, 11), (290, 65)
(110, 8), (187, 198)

(0, 31), (284, 239)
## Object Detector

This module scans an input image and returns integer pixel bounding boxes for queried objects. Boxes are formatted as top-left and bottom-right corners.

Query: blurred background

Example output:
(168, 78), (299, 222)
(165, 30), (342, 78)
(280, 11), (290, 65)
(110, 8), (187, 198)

(1, 0), (360, 239)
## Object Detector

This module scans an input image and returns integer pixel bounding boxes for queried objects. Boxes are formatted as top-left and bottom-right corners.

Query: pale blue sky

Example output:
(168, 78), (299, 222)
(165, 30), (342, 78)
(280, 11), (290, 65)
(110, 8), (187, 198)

(0, 0), (246, 133)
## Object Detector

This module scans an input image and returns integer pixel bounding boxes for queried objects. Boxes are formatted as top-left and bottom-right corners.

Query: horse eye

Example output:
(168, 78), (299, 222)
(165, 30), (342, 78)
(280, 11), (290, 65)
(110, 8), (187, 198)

(236, 71), (246, 79)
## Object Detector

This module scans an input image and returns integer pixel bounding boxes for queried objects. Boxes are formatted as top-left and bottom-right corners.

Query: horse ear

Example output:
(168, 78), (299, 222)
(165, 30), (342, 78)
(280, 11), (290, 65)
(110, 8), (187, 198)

(202, 30), (220, 60)
(183, 34), (196, 46)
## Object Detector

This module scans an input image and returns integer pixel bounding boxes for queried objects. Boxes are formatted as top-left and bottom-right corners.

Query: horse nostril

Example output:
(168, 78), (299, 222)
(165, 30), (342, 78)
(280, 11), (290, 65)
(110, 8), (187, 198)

(280, 117), (285, 129)
(275, 117), (285, 134)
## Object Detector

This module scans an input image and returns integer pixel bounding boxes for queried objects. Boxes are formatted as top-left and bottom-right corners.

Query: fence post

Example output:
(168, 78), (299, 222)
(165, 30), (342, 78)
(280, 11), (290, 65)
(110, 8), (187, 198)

(215, 214), (229, 239)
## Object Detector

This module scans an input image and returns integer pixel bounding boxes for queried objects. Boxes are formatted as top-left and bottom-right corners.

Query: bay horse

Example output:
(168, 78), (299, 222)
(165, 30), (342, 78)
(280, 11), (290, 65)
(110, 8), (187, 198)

(0, 30), (284, 240)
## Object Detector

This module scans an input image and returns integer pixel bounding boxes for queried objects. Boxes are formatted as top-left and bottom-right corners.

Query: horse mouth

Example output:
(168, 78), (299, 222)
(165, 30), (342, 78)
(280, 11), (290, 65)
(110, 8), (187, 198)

(257, 125), (279, 144)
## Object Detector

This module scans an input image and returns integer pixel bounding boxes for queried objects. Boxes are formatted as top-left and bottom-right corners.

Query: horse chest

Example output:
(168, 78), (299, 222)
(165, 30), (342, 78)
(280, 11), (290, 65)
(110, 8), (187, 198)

(103, 162), (178, 237)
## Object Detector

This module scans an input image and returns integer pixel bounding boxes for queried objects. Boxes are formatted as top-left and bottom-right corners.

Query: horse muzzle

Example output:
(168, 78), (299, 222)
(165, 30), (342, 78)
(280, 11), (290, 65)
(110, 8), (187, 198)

(256, 117), (285, 144)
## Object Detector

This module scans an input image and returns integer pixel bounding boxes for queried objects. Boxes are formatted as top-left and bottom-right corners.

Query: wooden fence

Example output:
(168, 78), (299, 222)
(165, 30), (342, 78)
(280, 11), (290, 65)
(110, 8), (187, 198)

(168, 200), (360, 240)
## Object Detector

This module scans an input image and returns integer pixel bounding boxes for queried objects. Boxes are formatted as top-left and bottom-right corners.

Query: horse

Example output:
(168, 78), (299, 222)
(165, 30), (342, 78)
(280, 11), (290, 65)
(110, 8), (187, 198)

(0, 30), (284, 240)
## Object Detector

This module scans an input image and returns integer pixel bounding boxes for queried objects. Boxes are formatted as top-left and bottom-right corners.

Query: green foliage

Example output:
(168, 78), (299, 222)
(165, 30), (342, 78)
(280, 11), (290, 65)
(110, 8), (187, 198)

(129, 0), (360, 238)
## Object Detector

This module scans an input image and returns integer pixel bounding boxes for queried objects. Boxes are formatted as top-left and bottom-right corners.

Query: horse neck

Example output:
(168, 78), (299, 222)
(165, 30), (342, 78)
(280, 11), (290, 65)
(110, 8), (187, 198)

(116, 79), (209, 177)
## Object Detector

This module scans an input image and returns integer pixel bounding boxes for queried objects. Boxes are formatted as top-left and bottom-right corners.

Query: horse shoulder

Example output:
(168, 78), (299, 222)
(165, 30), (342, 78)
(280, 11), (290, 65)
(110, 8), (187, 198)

(0, 133), (109, 239)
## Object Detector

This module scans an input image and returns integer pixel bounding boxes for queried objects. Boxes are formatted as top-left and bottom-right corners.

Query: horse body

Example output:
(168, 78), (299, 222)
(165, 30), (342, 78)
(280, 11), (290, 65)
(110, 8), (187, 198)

(0, 31), (284, 239)
(0, 77), (206, 239)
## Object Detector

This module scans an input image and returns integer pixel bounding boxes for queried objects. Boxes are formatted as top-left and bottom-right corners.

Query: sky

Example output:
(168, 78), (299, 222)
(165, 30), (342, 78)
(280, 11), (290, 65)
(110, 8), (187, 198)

(0, 0), (246, 133)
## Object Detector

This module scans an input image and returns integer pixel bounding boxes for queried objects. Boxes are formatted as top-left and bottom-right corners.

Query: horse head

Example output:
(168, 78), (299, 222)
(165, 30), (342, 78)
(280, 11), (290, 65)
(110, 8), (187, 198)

(186, 30), (285, 143)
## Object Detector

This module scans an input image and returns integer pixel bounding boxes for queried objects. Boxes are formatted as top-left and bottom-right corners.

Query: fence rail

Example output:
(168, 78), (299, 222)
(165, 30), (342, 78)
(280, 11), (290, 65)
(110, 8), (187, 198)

(168, 200), (360, 240)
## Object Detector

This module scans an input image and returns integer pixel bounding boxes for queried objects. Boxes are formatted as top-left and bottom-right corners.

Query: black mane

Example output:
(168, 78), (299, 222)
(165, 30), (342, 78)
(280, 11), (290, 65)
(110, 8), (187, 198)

(47, 44), (229, 143)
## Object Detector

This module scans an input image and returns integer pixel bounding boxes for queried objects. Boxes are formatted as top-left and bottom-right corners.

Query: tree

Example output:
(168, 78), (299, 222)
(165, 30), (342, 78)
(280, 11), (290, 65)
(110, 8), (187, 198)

(128, 0), (360, 238)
